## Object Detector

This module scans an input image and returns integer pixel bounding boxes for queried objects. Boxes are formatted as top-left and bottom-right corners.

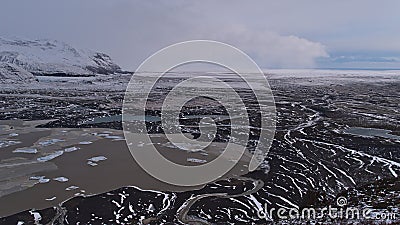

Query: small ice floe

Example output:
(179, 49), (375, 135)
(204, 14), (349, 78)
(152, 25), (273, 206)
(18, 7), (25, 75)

(187, 158), (207, 163)
(98, 134), (125, 141)
(53, 177), (69, 182)
(37, 150), (64, 162)
(65, 185), (79, 191)
(88, 156), (107, 162)
(87, 156), (107, 166)
(87, 161), (98, 166)
(39, 139), (64, 146)
(9, 133), (19, 137)
(30, 176), (50, 183)
(105, 135), (124, 140)
(64, 146), (80, 152)
(13, 148), (37, 154)
(46, 196), (57, 201)
(79, 141), (92, 145)
(0, 141), (8, 148)
(17, 221), (24, 225)
(39, 178), (50, 183)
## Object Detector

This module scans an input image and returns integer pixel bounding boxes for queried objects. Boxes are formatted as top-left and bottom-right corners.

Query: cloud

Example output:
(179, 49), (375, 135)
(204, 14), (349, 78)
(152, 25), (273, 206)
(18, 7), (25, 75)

(1, 0), (399, 69)
(208, 26), (328, 68)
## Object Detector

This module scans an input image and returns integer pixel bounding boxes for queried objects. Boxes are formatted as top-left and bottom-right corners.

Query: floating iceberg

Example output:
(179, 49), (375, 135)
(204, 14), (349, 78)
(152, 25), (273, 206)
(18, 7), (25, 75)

(38, 139), (64, 146)
(30, 176), (50, 183)
(37, 150), (64, 162)
(13, 148), (37, 154)
(65, 185), (79, 191)
(64, 146), (80, 152)
(53, 177), (69, 182)
(87, 156), (107, 166)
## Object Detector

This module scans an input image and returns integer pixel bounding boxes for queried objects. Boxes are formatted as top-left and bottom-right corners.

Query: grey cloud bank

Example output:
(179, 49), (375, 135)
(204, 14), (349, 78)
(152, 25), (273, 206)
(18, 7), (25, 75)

(1, 0), (399, 70)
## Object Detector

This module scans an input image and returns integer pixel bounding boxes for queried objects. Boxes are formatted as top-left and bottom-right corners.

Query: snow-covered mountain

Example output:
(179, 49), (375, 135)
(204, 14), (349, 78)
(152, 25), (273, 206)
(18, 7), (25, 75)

(0, 37), (121, 79)
(0, 62), (37, 83)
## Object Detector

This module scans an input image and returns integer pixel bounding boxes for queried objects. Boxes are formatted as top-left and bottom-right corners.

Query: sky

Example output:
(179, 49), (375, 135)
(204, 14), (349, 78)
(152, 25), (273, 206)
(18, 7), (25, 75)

(1, 0), (400, 70)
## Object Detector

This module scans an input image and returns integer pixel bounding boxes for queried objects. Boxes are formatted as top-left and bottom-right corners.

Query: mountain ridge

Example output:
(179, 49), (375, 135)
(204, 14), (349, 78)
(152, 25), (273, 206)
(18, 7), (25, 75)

(0, 37), (121, 82)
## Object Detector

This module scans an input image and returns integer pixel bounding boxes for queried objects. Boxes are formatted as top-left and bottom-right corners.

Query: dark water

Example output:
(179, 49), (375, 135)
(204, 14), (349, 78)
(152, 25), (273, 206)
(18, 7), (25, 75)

(344, 127), (400, 140)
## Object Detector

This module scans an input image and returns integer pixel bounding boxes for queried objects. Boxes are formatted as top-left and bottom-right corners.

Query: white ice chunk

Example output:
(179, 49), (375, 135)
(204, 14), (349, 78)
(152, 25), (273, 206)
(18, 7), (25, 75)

(187, 158), (207, 163)
(64, 146), (80, 152)
(53, 177), (69, 182)
(88, 156), (107, 162)
(39, 139), (64, 146)
(1, 140), (21, 148)
(87, 161), (98, 166)
(87, 156), (107, 166)
(105, 136), (123, 139)
(66, 185), (79, 191)
(30, 176), (50, 183)
(37, 150), (64, 162)
(13, 148), (37, 154)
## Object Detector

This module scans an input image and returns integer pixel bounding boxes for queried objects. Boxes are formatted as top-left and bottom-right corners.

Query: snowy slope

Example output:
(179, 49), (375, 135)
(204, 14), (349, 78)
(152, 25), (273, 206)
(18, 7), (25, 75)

(0, 37), (121, 76)
(0, 62), (36, 83)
